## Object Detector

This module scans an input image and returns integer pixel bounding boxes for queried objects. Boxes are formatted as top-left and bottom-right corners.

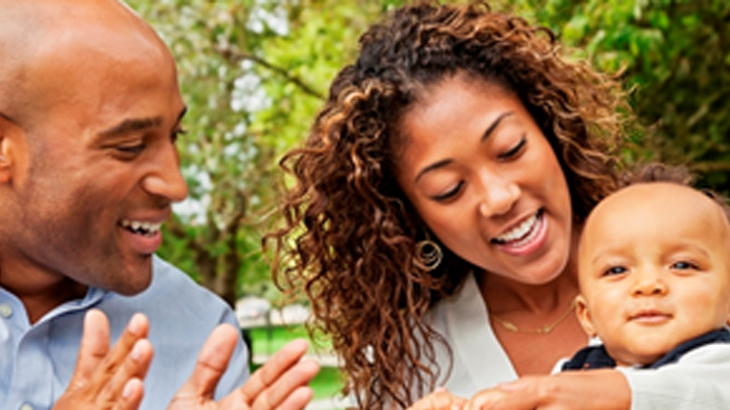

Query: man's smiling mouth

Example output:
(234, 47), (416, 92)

(120, 220), (161, 237)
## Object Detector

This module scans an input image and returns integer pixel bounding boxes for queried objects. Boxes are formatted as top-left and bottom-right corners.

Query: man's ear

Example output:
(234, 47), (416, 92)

(575, 294), (597, 338)
(0, 114), (20, 184)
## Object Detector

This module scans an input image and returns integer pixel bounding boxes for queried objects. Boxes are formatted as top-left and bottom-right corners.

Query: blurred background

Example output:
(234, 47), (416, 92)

(126, 0), (730, 407)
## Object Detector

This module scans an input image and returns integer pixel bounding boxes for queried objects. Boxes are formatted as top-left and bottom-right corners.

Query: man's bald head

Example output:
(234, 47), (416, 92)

(0, 0), (172, 128)
(0, 0), (187, 302)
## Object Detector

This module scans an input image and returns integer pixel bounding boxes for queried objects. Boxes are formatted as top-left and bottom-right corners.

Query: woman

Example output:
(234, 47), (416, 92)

(267, 2), (720, 409)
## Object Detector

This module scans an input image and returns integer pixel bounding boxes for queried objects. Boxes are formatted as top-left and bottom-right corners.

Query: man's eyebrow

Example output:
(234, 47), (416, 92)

(413, 111), (515, 183)
(481, 111), (513, 142)
(99, 107), (187, 137)
(100, 117), (163, 137)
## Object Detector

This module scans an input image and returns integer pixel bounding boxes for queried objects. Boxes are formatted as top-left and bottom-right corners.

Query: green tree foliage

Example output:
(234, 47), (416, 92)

(521, 0), (730, 191)
(128, 0), (730, 304)
(126, 0), (391, 306)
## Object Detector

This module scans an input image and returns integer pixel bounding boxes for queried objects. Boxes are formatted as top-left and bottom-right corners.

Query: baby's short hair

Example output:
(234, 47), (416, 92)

(619, 162), (730, 222)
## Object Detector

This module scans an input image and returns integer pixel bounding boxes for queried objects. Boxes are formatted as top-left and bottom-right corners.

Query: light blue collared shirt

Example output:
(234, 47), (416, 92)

(0, 256), (249, 410)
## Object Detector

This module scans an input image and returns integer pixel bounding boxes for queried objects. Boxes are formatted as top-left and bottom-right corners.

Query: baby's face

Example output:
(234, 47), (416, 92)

(576, 182), (730, 367)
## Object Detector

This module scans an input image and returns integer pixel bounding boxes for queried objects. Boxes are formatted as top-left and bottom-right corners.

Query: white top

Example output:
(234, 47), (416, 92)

(427, 273), (730, 409)
(617, 343), (730, 409)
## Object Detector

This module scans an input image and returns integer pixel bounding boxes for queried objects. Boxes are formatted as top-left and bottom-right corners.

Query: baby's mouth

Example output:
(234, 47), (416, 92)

(629, 309), (672, 323)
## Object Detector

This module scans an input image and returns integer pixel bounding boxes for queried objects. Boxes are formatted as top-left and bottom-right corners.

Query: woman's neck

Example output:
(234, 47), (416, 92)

(478, 266), (578, 315)
(477, 224), (582, 315)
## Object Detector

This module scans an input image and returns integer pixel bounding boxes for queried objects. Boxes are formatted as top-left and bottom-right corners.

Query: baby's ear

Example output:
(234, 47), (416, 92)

(575, 295), (597, 338)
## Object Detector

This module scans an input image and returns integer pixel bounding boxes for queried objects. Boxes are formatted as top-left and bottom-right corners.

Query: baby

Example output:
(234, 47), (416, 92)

(564, 181), (730, 370)
(409, 180), (730, 410)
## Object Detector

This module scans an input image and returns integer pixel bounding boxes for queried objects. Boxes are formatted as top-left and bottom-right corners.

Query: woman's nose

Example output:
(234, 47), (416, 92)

(477, 172), (520, 218)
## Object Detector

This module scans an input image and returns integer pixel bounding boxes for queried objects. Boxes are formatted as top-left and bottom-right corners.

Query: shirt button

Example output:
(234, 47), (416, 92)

(20, 404), (33, 410)
(0, 304), (12, 318)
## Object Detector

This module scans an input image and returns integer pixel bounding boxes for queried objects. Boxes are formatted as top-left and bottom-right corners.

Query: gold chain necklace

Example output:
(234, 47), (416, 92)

(490, 300), (576, 334)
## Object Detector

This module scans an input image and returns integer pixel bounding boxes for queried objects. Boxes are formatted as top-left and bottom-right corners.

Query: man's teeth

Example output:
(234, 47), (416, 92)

(120, 220), (161, 236)
(495, 213), (539, 243)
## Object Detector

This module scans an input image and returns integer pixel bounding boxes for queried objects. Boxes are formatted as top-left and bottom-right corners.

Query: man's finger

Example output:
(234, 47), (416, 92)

(248, 358), (320, 410)
(238, 338), (310, 404)
(99, 338), (154, 405)
(114, 378), (145, 410)
(84, 312), (149, 397)
(67, 309), (112, 389)
(174, 323), (240, 400)
(101, 313), (149, 374)
(269, 386), (314, 410)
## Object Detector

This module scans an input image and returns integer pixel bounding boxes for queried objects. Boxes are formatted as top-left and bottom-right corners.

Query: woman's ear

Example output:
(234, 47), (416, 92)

(575, 294), (597, 338)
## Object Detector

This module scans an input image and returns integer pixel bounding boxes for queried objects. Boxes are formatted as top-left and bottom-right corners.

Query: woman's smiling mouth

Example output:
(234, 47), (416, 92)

(492, 210), (544, 246)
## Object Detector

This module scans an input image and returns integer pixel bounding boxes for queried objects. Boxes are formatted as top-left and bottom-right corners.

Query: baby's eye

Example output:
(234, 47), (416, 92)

(603, 266), (627, 276)
(670, 261), (698, 270)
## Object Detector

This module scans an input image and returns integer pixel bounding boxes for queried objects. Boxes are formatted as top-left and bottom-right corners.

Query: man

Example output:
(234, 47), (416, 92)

(0, 1), (319, 409)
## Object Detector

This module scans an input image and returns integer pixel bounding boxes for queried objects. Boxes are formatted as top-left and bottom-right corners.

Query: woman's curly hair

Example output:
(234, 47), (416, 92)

(266, 1), (629, 409)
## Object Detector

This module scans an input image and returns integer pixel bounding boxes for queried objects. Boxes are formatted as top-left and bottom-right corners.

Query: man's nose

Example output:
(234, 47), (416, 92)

(141, 142), (189, 202)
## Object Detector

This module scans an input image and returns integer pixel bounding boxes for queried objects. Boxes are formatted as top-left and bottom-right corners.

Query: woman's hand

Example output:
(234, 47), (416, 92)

(408, 387), (467, 410)
(464, 370), (630, 410)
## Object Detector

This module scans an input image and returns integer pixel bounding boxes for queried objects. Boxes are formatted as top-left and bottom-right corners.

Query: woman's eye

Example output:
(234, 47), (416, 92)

(431, 181), (464, 202)
(671, 261), (697, 270)
(603, 266), (627, 276)
(498, 135), (526, 160)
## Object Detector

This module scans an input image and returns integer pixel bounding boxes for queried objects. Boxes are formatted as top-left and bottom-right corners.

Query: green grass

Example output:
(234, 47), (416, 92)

(306, 366), (345, 400)
(249, 363), (344, 400)
(246, 325), (345, 401)
(248, 325), (311, 355)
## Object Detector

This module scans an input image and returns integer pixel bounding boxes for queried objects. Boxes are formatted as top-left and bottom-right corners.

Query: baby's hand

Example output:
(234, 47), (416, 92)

(408, 387), (467, 410)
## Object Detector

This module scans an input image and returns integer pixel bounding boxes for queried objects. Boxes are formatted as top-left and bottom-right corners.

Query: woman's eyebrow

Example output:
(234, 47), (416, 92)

(481, 111), (513, 142)
(414, 111), (515, 182)
(415, 158), (453, 182)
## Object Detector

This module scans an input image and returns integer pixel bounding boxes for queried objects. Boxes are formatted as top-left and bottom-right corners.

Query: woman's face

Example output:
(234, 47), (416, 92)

(395, 74), (574, 284)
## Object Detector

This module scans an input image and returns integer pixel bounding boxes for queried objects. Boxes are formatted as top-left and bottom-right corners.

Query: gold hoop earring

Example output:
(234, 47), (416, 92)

(413, 239), (443, 271)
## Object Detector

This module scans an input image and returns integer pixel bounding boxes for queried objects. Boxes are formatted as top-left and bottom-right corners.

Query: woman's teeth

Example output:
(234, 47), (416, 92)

(494, 212), (541, 244)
